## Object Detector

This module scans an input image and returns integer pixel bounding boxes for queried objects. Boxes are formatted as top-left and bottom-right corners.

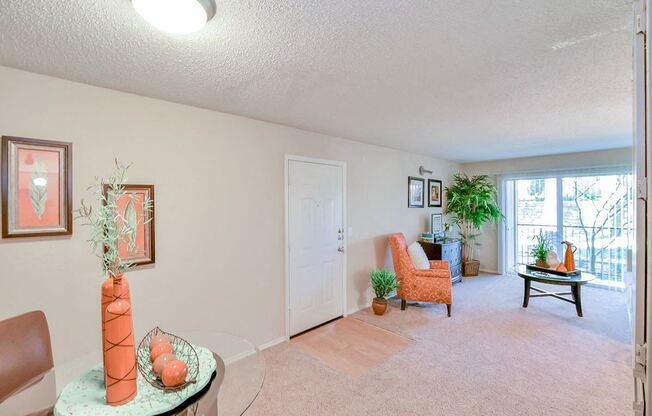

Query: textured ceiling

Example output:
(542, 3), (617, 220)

(0, 0), (634, 162)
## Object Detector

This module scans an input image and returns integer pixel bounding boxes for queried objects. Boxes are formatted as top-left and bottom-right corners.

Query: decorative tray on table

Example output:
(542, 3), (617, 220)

(526, 264), (581, 277)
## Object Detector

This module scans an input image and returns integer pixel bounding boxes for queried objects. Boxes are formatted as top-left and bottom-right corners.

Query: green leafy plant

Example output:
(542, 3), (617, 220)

(445, 174), (503, 262)
(532, 229), (552, 263)
(76, 160), (153, 277)
(370, 269), (399, 299)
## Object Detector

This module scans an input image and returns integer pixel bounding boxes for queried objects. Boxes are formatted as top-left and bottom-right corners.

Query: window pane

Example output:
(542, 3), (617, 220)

(561, 175), (633, 285)
(515, 178), (557, 264)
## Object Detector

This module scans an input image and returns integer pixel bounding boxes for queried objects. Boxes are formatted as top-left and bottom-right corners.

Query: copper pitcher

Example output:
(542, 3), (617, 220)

(561, 241), (577, 272)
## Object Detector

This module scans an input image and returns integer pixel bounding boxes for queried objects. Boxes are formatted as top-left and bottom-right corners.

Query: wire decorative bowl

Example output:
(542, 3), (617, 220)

(136, 327), (200, 391)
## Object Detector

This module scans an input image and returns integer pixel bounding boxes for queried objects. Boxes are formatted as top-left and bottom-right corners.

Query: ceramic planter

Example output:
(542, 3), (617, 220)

(372, 298), (388, 315)
(535, 259), (549, 268)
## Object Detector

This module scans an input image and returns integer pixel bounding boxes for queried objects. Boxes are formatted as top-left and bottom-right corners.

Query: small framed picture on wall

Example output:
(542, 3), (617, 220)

(408, 177), (425, 208)
(1, 136), (73, 238)
(431, 213), (443, 236)
(103, 184), (156, 266)
(428, 179), (443, 208)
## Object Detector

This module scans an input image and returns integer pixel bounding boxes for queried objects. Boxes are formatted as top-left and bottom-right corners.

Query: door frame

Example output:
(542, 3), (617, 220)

(284, 155), (348, 339)
(633, 1), (649, 413)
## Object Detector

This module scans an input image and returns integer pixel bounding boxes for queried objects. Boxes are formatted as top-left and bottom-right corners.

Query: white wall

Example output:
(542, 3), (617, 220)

(462, 148), (632, 273)
(0, 66), (459, 365)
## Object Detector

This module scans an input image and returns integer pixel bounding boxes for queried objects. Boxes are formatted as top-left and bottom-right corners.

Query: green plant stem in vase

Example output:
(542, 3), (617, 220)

(370, 269), (399, 315)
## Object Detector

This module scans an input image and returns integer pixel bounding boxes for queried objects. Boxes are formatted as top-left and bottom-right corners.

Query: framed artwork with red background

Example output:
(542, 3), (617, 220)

(1, 136), (73, 238)
(103, 184), (156, 267)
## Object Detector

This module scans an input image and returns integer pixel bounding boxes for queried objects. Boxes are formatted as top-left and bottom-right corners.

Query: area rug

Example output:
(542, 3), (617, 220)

(291, 317), (412, 377)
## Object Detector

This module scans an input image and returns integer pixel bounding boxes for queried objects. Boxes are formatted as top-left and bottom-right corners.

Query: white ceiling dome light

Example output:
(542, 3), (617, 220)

(132, 0), (216, 34)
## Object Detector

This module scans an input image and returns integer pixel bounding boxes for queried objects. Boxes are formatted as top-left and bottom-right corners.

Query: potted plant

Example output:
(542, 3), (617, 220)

(370, 269), (399, 315)
(532, 229), (552, 268)
(445, 174), (503, 276)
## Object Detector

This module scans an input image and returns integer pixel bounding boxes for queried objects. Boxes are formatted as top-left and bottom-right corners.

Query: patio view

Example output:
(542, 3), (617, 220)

(507, 173), (633, 289)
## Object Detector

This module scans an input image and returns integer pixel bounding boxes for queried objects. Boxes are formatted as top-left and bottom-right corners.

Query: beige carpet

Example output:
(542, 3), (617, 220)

(245, 274), (632, 415)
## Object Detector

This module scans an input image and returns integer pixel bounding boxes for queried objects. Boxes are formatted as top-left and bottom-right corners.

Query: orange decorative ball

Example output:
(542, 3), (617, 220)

(152, 352), (176, 376)
(150, 341), (174, 363)
(149, 334), (171, 351)
(161, 360), (188, 388)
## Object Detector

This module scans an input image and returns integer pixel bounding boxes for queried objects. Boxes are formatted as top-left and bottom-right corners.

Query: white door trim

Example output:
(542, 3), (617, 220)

(284, 155), (347, 340)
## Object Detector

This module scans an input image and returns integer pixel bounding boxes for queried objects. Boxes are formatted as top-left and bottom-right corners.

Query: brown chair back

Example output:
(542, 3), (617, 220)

(0, 311), (54, 402)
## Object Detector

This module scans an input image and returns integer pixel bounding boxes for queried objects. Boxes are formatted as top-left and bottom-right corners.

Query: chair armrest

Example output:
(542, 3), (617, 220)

(430, 260), (449, 270)
(415, 269), (451, 279)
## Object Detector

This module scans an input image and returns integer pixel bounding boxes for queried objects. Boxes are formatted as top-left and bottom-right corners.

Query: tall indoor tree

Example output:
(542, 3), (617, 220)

(445, 174), (503, 276)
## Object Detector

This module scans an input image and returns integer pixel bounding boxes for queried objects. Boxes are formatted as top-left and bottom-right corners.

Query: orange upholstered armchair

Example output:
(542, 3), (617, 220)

(389, 233), (453, 316)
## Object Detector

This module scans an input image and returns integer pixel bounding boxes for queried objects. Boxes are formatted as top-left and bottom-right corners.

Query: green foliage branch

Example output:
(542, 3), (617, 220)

(370, 269), (399, 299)
(76, 159), (153, 277)
(445, 174), (503, 262)
(531, 229), (552, 262)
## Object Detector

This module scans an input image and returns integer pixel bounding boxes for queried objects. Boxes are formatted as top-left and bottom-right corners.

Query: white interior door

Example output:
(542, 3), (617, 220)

(288, 159), (344, 336)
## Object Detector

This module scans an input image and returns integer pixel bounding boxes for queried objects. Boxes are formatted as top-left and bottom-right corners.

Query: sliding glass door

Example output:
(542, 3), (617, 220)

(505, 172), (633, 288)
(514, 178), (558, 269)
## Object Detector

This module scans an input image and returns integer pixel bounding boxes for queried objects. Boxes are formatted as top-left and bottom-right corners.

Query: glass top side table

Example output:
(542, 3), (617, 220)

(0, 331), (265, 416)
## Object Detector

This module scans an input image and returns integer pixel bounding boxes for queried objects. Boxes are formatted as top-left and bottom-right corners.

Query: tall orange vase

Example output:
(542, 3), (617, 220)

(562, 241), (577, 272)
(104, 275), (137, 406)
(101, 275), (130, 386)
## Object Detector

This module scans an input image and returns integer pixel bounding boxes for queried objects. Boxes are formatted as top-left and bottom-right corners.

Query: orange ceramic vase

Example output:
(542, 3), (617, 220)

(104, 275), (137, 406)
(562, 241), (577, 272)
(101, 275), (130, 386)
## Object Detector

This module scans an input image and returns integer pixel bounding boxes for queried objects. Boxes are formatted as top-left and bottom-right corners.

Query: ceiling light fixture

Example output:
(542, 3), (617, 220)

(132, 0), (216, 34)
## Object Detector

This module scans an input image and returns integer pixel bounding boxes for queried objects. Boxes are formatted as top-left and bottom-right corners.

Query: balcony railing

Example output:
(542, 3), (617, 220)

(516, 223), (632, 287)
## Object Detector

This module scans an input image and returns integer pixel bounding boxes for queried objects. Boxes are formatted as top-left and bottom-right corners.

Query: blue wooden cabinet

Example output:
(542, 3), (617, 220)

(418, 240), (463, 283)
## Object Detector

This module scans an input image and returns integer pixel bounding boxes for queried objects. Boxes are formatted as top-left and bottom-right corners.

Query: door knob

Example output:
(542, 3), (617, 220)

(337, 247), (344, 253)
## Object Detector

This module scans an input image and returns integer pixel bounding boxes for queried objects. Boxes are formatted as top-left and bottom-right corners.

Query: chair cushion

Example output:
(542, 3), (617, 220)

(407, 242), (430, 270)
(415, 269), (451, 279)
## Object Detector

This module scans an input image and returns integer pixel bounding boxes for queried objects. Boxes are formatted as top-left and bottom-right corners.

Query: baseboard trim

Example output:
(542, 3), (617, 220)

(225, 336), (287, 364)
(223, 349), (257, 365)
(258, 302), (375, 353)
(347, 300), (372, 316)
(479, 268), (499, 274)
(258, 336), (287, 351)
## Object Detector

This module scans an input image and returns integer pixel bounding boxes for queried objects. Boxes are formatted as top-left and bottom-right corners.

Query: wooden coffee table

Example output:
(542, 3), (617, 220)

(515, 265), (595, 317)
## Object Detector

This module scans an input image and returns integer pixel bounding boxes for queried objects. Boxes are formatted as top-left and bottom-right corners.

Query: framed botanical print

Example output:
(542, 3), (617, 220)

(431, 213), (443, 236)
(103, 184), (156, 266)
(408, 177), (425, 208)
(428, 179), (443, 208)
(1, 136), (73, 238)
